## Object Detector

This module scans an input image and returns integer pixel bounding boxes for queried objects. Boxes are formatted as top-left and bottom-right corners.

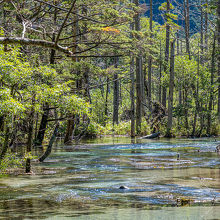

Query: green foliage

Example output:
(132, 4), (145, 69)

(23, 152), (37, 162)
(159, 2), (175, 11)
(99, 121), (150, 136)
(0, 153), (23, 174)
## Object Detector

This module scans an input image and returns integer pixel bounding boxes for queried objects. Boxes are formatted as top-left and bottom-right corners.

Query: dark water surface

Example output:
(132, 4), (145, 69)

(0, 137), (220, 219)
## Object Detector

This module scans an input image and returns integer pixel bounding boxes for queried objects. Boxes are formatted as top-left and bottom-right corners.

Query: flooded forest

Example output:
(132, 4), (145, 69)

(0, 0), (220, 219)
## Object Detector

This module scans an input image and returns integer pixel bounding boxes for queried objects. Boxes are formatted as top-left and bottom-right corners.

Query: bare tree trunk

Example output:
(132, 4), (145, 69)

(104, 77), (109, 125)
(184, 0), (191, 59)
(184, 89), (189, 137)
(148, 0), (153, 112)
(26, 94), (35, 173)
(192, 41), (200, 137)
(199, 105), (205, 137)
(130, 19), (135, 137)
(136, 56), (142, 134)
(0, 127), (10, 160)
(166, 40), (175, 137)
(204, 0), (208, 50)
(83, 68), (92, 103)
(217, 0), (220, 120)
(65, 7), (78, 143)
(134, 0), (142, 134)
(177, 32), (180, 55)
(162, 0), (170, 108)
(200, 4), (204, 56)
(64, 115), (75, 144)
(113, 58), (119, 125)
(159, 41), (162, 103)
(130, 56), (135, 137)
(0, 116), (4, 132)
(207, 32), (216, 135)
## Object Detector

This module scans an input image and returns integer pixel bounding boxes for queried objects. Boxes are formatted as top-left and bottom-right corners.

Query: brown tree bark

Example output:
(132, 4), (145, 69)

(104, 76), (109, 125)
(130, 56), (135, 137)
(162, 0), (170, 108)
(65, 7), (78, 144)
(206, 32), (216, 135)
(166, 40), (175, 137)
(113, 58), (119, 125)
(26, 94), (35, 173)
(134, 0), (142, 134)
(0, 127), (10, 160)
(184, 0), (191, 59)
(217, 0), (220, 120)
(35, 11), (57, 146)
(35, 103), (49, 146)
(39, 123), (59, 162)
(148, 0), (153, 112)
(158, 41), (162, 103)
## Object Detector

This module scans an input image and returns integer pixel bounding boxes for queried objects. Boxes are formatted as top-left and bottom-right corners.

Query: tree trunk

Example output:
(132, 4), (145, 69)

(64, 115), (75, 144)
(0, 116), (4, 132)
(104, 77), (109, 125)
(192, 44), (200, 137)
(35, 18), (56, 146)
(162, 0), (170, 108)
(204, 0), (208, 50)
(136, 55), (142, 134)
(148, 0), (153, 112)
(166, 40), (175, 137)
(159, 41), (162, 103)
(35, 103), (49, 146)
(39, 123), (59, 162)
(200, 5), (204, 56)
(184, 89), (189, 137)
(217, 0), (220, 120)
(134, 0), (142, 134)
(184, 0), (191, 59)
(177, 31), (180, 55)
(206, 32), (216, 135)
(0, 126), (10, 160)
(65, 7), (78, 143)
(113, 58), (119, 125)
(130, 56), (135, 137)
(26, 94), (35, 173)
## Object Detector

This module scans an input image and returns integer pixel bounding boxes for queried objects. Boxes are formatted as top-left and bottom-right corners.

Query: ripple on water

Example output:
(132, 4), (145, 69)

(1, 138), (220, 219)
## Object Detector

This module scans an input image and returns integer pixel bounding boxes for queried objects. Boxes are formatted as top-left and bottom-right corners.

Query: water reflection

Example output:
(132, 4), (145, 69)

(0, 137), (220, 219)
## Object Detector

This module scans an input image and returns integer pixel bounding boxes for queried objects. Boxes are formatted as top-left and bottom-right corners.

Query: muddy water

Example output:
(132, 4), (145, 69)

(0, 138), (220, 219)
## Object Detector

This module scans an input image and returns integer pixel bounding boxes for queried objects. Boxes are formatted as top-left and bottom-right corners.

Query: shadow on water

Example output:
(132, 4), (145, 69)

(0, 137), (220, 219)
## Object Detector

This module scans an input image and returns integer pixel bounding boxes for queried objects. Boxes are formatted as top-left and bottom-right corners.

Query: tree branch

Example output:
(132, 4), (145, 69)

(33, 0), (108, 24)
(55, 0), (77, 45)
(0, 37), (73, 55)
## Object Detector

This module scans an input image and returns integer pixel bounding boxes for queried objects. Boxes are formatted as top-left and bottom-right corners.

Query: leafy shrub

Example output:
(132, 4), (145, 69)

(0, 153), (23, 174)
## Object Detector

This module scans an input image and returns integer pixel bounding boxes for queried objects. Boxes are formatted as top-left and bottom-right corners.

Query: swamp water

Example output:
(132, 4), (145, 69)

(0, 138), (220, 219)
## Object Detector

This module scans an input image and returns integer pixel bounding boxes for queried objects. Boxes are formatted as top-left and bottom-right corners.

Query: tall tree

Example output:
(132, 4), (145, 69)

(113, 58), (119, 125)
(162, 0), (170, 108)
(184, 0), (191, 59)
(166, 39), (175, 137)
(148, 0), (153, 112)
(134, 0), (143, 134)
(207, 33), (216, 135)
(218, 0), (220, 120)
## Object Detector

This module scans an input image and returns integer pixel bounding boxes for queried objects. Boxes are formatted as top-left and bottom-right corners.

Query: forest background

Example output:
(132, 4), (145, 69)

(0, 0), (219, 172)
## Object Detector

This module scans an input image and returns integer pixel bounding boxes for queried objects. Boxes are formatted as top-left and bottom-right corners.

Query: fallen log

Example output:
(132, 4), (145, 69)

(140, 132), (160, 139)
